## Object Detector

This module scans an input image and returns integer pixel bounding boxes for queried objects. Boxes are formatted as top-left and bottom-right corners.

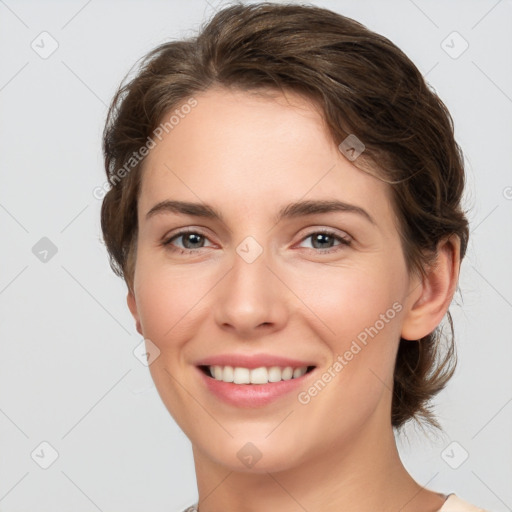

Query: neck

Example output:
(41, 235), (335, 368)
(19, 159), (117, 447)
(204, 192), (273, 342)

(191, 408), (446, 512)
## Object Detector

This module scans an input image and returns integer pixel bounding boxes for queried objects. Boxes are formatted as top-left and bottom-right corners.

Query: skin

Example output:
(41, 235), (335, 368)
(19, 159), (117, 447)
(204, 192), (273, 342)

(127, 86), (461, 512)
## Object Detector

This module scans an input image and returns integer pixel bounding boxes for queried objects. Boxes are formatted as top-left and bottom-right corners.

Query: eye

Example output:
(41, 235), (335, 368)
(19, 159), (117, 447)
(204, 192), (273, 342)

(162, 230), (213, 254)
(298, 230), (351, 253)
(161, 228), (351, 255)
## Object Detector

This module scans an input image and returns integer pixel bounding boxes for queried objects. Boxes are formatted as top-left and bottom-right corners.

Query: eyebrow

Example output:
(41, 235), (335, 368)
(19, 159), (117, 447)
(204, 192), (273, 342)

(145, 199), (376, 225)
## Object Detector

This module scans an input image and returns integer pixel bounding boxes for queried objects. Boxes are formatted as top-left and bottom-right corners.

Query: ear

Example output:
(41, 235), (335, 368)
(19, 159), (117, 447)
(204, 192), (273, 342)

(401, 235), (461, 341)
(127, 288), (143, 336)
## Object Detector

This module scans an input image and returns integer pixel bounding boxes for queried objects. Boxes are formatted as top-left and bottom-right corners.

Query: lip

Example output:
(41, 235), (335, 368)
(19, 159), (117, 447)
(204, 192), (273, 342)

(195, 353), (317, 408)
(195, 353), (316, 369)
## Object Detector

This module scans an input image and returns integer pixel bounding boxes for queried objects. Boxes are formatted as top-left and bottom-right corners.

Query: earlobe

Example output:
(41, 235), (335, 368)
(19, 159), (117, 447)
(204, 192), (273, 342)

(401, 235), (461, 341)
(127, 290), (143, 336)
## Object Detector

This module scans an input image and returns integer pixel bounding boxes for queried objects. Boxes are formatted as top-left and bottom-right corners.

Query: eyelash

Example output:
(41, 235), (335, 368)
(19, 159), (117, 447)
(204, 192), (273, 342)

(161, 229), (351, 255)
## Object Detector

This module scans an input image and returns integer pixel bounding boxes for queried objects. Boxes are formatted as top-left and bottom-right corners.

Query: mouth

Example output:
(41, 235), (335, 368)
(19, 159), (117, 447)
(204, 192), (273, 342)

(196, 363), (317, 408)
(198, 364), (316, 384)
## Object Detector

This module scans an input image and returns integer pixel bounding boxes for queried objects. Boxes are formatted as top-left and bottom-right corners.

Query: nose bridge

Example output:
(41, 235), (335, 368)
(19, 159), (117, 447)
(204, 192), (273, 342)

(213, 234), (287, 335)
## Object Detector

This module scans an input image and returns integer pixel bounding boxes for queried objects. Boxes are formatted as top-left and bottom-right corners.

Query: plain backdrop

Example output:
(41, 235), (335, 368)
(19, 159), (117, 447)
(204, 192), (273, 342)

(0, 0), (511, 511)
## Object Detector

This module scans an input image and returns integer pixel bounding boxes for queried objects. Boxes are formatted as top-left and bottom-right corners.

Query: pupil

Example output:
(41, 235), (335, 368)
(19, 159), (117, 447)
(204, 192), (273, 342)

(313, 233), (332, 249)
(185, 233), (203, 249)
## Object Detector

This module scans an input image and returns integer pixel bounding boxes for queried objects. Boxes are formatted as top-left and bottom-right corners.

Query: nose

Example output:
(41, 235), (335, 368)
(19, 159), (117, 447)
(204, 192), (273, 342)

(213, 244), (289, 339)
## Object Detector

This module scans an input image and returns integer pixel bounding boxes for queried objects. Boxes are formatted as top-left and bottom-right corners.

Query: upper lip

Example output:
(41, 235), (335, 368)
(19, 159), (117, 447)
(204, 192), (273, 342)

(195, 353), (316, 369)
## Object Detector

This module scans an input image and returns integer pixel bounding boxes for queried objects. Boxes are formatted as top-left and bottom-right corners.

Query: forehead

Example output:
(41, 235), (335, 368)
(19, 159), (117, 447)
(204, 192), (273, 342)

(138, 86), (395, 228)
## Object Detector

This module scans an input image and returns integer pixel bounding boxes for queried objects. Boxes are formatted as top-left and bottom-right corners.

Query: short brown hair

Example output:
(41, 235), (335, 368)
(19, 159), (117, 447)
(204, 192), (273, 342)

(101, 2), (469, 431)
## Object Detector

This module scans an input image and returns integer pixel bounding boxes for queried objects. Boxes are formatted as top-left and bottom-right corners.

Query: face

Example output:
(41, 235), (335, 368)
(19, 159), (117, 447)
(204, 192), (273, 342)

(127, 86), (420, 473)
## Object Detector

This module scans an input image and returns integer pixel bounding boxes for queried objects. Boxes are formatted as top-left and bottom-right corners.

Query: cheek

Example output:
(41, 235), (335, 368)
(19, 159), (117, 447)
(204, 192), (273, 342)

(291, 263), (403, 341)
(133, 256), (217, 349)
(288, 268), (404, 435)
(285, 262), (405, 400)
(133, 261), (216, 429)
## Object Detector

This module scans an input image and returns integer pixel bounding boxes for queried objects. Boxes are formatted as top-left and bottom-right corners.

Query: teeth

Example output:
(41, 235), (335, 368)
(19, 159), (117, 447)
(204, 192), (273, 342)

(250, 367), (268, 384)
(293, 367), (306, 378)
(213, 366), (223, 380)
(233, 367), (250, 384)
(281, 367), (294, 380)
(207, 365), (309, 384)
(223, 365), (234, 382)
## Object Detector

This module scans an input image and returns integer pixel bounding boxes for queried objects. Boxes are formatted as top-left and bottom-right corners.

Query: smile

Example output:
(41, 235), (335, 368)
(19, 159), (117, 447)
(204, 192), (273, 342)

(196, 360), (316, 407)
(201, 365), (314, 384)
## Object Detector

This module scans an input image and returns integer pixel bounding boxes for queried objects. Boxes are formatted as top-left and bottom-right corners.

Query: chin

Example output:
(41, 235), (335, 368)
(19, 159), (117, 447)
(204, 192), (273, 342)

(195, 434), (307, 474)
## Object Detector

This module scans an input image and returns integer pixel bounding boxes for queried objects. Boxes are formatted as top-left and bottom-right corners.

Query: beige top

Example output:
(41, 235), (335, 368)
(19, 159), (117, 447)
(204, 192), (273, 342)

(183, 494), (489, 512)
(439, 494), (489, 512)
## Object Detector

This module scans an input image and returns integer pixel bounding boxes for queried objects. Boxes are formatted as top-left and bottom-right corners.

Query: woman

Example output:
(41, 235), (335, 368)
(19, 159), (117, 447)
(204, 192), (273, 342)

(100, 3), (487, 511)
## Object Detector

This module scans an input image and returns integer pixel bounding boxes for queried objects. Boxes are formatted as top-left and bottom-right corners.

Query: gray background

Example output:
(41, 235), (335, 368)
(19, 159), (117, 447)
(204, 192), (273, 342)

(0, 0), (511, 511)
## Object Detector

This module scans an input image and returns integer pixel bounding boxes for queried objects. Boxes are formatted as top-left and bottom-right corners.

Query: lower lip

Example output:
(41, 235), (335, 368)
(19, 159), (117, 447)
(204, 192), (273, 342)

(197, 367), (314, 407)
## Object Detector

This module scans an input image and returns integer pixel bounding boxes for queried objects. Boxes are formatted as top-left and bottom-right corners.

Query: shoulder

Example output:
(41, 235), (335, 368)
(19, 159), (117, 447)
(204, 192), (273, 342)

(439, 494), (490, 512)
